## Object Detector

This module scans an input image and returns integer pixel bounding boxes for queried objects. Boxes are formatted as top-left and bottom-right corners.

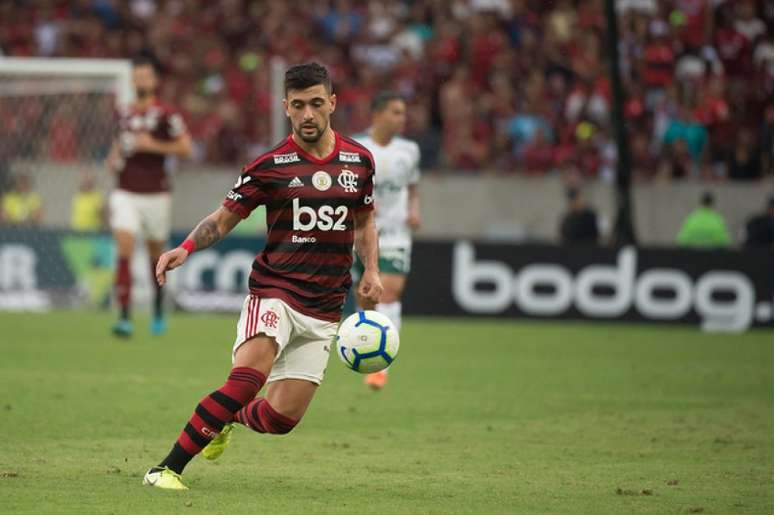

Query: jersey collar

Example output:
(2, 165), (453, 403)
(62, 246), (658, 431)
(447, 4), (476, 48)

(288, 130), (341, 165)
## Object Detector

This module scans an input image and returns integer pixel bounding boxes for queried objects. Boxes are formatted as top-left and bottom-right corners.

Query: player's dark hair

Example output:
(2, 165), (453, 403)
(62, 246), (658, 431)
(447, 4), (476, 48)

(701, 191), (715, 207)
(371, 91), (405, 112)
(284, 62), (331, 95)
(131, 55), (160, 74)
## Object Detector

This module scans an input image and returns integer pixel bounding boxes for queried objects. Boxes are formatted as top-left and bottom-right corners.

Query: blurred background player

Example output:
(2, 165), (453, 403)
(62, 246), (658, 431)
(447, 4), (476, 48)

(106, 56), (192, 338)
(353, 92), (421, 390)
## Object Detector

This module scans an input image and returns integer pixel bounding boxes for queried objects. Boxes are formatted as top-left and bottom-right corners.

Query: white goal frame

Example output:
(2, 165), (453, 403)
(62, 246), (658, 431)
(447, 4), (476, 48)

(0, 57), (134, 108)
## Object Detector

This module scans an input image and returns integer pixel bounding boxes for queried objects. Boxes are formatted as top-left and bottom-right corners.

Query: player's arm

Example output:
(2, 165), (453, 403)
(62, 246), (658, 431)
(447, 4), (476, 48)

(407, 183), (421, 230)
(133, 131), (193, 159)
(407, 144), (421, 230)
(354, 209), (383, 307)
(155, 206), (241, 285)
(105, 141), (123, 174)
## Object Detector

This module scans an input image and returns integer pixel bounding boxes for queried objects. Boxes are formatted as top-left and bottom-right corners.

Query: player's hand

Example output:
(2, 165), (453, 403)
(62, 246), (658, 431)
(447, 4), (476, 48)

(155, 247), (189, 286)
(407, 209), (421, 231)
(133, 132), (157, 153)
(358, 269), (383, 306)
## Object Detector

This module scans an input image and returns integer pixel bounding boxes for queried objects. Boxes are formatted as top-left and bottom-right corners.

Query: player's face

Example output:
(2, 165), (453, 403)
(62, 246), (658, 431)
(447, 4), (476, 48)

(284, 85), (337, 143)
(132, 65), (158, 99)
(374, 100), (407, 136)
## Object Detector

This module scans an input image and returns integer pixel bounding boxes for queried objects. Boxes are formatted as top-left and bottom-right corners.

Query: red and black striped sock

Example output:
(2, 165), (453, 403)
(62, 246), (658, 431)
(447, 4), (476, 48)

(159, 367), (266, 474)
(115, 257), (131, 320)
(234, 397), (298, 435)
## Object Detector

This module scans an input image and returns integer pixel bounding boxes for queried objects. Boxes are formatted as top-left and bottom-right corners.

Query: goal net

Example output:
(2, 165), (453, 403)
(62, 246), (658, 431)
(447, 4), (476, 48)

(0, 58), (133, 310)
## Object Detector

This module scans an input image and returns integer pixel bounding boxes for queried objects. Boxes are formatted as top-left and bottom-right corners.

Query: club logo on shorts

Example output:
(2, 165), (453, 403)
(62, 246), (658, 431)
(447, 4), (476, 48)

(312, 171), (332, 191)
(337, 169), (358, 193)
(261, 309), (280, 329)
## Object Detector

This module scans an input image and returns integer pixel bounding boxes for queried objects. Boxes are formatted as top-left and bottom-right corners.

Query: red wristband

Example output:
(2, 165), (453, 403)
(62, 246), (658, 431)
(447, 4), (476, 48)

(180, 239), (196, 255)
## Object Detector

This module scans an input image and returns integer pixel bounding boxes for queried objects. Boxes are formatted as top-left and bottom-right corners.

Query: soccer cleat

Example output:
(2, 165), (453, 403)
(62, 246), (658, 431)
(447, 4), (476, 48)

(365, 370), (388, 390)
(150, 317), (167, 336)
(142, 466), (188, 490)
(201, 423), (233, 460)
(112, 319), (133, 338)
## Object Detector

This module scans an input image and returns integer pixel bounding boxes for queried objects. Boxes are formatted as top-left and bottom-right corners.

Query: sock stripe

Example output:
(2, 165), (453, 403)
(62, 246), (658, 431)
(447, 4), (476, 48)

(228, 373), (264, 389)
(209, 390), (242, 413)
(195, 404), (225, 431)
(249, 400), (266, 432)
(177, 432), (199, 456)
(263, 400), (298, 428)
(183, 422), (210, 448)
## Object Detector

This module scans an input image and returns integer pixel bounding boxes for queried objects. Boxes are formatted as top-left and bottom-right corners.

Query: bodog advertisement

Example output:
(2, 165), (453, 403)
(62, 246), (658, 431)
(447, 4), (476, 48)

(404, 241), (774, 332)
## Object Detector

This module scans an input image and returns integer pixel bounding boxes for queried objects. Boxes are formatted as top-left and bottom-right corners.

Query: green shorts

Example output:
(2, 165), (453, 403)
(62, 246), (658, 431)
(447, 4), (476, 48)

(353, 246), (411, 278)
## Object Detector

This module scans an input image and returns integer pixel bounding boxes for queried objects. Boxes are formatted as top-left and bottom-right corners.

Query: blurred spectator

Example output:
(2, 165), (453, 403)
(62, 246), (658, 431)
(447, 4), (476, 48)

(744, 196), (774, 249)
(0, 0), (769, 177)
(676, 191), (730, 248)
(559, 187), (600, 245)
(1, 174), (43, 226)
(662, 103), (708, 177)
(70, 172), (105, 231)
(727, 127), (763, 180)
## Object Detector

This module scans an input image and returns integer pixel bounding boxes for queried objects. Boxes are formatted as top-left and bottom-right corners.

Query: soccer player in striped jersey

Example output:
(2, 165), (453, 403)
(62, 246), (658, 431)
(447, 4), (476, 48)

(353, 92), (421, 390)
(143, 63), (383, 490)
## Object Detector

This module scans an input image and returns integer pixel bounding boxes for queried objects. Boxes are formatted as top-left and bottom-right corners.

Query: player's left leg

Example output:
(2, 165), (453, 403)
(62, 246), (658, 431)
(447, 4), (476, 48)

(146, 238), (166, 335)
(364, 272), (406, 389)
(140, 193), (171, 336)
(233, 308), (335, 437)
(234, 378), (317, 435)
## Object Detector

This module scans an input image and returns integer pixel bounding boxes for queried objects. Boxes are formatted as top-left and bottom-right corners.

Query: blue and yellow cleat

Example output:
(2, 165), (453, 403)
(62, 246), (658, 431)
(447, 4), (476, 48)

(201, 423), (233, 460)
(142, 466), (188, 490)
(112, 319), (133, 338)
(150, 317), (167, 336)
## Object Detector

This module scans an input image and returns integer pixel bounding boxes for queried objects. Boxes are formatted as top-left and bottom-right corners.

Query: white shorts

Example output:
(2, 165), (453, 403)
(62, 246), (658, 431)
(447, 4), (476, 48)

(232, 296), (338, 385)
(109, 189), (171, 241)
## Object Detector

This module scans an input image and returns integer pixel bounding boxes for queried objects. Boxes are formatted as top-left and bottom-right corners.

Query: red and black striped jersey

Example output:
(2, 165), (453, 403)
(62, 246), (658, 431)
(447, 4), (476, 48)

(222, 132), (375, 322)
(116, 100), (187, 193)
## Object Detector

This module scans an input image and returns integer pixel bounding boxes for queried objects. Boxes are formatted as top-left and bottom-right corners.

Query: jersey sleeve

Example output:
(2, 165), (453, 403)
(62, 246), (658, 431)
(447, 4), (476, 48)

(163, 110), (188, 139)
(222, 167), (268, 218)
(356, 162), (375, 213)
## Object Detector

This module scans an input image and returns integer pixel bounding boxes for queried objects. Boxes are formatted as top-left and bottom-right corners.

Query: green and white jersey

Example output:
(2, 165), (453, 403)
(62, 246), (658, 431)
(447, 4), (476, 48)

(353, 132), (420, 249)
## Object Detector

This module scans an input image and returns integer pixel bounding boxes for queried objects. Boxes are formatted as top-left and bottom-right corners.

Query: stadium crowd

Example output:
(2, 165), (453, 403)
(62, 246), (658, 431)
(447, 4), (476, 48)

(1, 0), (773, 180)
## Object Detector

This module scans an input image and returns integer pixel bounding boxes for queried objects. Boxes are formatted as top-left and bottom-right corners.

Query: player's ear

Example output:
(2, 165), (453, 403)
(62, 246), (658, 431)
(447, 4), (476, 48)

(282, 98), (290, 118)
(329, 93), (337, 114)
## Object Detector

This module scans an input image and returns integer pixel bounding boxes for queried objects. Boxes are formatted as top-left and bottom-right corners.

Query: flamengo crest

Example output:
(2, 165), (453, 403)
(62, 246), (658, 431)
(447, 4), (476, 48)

(338, 170), (358, 193)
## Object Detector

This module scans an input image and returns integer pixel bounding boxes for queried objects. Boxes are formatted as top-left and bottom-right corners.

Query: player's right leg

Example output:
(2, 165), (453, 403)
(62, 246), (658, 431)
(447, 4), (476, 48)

(112, 229), (135, 337)
(144, 334), (277, 490)
(362, 247), (410, 390)
(109, 190), (140, 338)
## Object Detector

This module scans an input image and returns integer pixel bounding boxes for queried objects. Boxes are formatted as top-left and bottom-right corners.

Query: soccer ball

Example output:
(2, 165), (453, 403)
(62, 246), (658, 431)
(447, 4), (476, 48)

(336, 310), (399, 373)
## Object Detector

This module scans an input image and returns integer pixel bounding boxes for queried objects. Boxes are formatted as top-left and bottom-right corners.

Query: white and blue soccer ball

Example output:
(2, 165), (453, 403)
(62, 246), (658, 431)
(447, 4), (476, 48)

(336, 310), (399, 373)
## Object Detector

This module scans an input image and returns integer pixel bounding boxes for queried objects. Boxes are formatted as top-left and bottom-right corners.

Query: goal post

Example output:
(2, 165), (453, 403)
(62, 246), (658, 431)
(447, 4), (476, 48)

(0, 57), (133, 310)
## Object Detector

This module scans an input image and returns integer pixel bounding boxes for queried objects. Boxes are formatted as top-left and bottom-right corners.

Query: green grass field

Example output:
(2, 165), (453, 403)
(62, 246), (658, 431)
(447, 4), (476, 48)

(1, 312), (773, 514)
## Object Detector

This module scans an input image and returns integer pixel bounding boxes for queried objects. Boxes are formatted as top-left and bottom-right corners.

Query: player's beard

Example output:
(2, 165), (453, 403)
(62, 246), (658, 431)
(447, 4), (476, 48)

(296, 120), (326, 143)
(136, 87), (152, 100)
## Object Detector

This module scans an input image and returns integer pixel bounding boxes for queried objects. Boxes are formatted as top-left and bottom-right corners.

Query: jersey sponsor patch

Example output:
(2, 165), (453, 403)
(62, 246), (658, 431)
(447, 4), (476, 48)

(274, 152), (301, 164)
(312, 171), (332, 191)
(339, 151), (361, 163)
